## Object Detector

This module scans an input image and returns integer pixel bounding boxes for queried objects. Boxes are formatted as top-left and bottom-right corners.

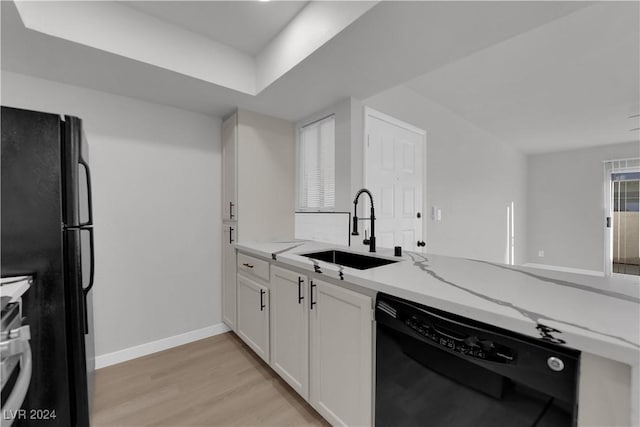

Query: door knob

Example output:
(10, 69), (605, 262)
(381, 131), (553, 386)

(417, 240), (426, 247)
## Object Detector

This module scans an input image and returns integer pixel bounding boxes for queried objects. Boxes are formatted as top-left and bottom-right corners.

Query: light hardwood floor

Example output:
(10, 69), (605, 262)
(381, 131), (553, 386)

(92, 332), (329, 427)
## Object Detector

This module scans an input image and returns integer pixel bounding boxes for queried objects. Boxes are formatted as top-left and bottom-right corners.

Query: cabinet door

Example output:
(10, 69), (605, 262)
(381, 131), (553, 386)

(310, 279), (373, 427)
(270, 266), (309, 399)
(236, 274), (270, 363)
(221, 225), (237, 330)
(222, 113), (237, 222)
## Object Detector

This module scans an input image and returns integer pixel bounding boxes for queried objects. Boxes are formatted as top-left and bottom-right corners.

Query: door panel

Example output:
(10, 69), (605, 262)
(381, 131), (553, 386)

(309, 279), (372, 427)
(402, 187), (415, 217)
(222, 113), (237, 221)
(236, 274), (269, 362)
(380, 187), (394, 218)
(222, 225), (237, 330)
(270, 267), (309, 398)
(366, 111), (425, 252)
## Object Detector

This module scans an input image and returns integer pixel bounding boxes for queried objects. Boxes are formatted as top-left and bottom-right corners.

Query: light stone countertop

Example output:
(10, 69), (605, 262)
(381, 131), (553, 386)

(235, 240), (640, 367)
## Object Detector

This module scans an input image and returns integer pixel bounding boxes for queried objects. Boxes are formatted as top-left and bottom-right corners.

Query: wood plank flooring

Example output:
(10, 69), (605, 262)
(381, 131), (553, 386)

(91, 332), (329, 427)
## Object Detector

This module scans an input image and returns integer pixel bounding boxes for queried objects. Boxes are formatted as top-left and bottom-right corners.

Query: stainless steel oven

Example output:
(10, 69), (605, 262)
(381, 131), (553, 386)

(375, 293), (580, 427)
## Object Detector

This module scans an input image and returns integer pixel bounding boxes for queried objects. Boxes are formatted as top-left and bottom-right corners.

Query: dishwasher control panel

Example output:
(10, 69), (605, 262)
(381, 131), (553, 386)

(405, 315), (516, 364)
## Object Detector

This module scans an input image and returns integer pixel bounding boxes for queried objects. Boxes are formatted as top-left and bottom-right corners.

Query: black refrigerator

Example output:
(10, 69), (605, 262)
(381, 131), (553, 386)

(1, 106), (95, 426)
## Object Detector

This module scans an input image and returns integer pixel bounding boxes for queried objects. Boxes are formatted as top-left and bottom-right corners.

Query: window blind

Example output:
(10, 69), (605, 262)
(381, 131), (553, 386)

(299, 115), (335, 210)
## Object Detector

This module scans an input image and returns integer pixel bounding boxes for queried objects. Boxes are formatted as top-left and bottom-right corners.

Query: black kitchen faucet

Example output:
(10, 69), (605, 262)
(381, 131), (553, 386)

(352, 188), (376, 252)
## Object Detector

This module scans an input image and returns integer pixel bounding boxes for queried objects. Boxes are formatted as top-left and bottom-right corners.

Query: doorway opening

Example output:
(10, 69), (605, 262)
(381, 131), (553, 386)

(604, 158), (640, 277)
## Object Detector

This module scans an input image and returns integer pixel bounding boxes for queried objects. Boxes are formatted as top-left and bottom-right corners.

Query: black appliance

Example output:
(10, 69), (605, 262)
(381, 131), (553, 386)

(1, 106), (95, 426)
(375, 293), (580, 427)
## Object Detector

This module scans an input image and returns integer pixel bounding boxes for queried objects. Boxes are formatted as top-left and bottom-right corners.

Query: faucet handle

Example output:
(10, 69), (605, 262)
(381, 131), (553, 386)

(363, 229), (370, 245)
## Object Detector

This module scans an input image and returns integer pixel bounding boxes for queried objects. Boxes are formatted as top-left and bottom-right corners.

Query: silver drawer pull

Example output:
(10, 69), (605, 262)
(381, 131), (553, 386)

(242, 263), (254, 269)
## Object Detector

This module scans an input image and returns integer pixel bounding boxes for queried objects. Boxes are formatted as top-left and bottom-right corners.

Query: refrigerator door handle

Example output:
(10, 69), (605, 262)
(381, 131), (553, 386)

(79, 226), (95, 334)
(82, 226), (95, 295)
(78, 158), (94, 227)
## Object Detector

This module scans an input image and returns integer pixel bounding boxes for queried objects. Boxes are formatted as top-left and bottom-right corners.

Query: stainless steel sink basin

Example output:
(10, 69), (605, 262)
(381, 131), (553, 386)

(301, 250), (399, 270)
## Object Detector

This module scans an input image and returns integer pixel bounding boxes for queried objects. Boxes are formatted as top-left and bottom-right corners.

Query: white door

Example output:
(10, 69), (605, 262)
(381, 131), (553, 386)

(270, 267), (309, 398)
(365, 108), (425, 251)
(222, 113), (237, 222)
(221, 225), (237, 330)
(309, 279), (372, 427)
(236, 274), (270, 363)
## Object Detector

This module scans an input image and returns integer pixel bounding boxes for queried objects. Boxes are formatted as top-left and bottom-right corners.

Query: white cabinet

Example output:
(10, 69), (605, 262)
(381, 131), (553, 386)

(221, 108), (294, 333)
(270, 266), (309, 398)
(236, 273), (270, 363)
(221, 109), (295, 240)
(222, 113), (237, 222)
(309, 279), (373, 427)
(269, 265), (373, 427)
(221, 224), (237, 330)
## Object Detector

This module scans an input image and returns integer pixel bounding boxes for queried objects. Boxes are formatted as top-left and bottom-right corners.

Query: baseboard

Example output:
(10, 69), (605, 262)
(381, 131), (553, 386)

(95, 323), (231, 369)
(522, 263), (604, 277)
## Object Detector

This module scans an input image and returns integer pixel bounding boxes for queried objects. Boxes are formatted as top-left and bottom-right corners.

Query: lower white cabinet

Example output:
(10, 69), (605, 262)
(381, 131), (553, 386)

(309, 278), (373, 427)
(221, 224), (237, 330)
(270, 266), (310, 398)
(236, 274), (270, 363)
(269, 264), (373, 427)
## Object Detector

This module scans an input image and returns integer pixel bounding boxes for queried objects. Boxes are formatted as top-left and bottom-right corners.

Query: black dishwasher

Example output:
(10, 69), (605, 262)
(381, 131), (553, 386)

(375, 293), (580, 427)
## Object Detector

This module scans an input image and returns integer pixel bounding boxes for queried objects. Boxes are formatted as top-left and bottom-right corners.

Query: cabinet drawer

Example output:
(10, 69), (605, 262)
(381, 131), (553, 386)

(237, 253), (269, 281)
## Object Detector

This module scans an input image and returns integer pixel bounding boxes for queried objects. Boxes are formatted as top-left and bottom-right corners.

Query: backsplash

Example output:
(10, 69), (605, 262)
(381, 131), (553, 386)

(294, 212), (350, 246)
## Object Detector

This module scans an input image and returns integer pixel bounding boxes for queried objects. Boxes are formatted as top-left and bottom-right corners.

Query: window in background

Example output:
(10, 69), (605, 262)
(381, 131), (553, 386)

(298, 115), (335, 211)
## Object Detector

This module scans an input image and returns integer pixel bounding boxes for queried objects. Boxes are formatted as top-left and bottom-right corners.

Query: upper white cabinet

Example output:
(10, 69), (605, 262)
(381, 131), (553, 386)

(309, 278), (373, 427)
(221, 113), (238, 222)
(222, 109), (295, 241)
(270, 266), (310, 399)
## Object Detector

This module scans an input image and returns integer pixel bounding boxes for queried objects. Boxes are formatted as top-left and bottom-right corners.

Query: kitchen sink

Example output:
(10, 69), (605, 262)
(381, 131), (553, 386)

(300, 250), (399, 270)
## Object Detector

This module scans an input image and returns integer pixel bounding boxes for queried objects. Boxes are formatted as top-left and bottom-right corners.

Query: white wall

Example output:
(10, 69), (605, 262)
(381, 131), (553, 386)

(1, 72), (223, 361)
(526, 141), (639, 272)
(363, 85), (528, 264)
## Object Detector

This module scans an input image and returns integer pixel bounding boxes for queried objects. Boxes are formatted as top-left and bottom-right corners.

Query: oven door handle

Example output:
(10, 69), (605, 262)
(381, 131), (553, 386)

(410, 305), (494, 337)
(0, 327), (32, 421)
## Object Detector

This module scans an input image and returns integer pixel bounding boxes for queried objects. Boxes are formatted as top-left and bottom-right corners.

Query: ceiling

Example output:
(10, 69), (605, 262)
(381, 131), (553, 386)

(405, 2), (640, 153)
(1, 1), (637, 154)
(123, 1), (309, 56)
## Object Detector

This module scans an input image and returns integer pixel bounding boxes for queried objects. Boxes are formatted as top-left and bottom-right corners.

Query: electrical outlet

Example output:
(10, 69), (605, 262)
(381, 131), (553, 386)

(538, 250), (544, 257)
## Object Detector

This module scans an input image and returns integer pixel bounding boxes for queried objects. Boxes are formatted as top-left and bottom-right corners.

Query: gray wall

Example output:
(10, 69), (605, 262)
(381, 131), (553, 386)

(364, 86), (528, 264)
(1, 72), (222, 358)
(526, 141), (639, 272)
